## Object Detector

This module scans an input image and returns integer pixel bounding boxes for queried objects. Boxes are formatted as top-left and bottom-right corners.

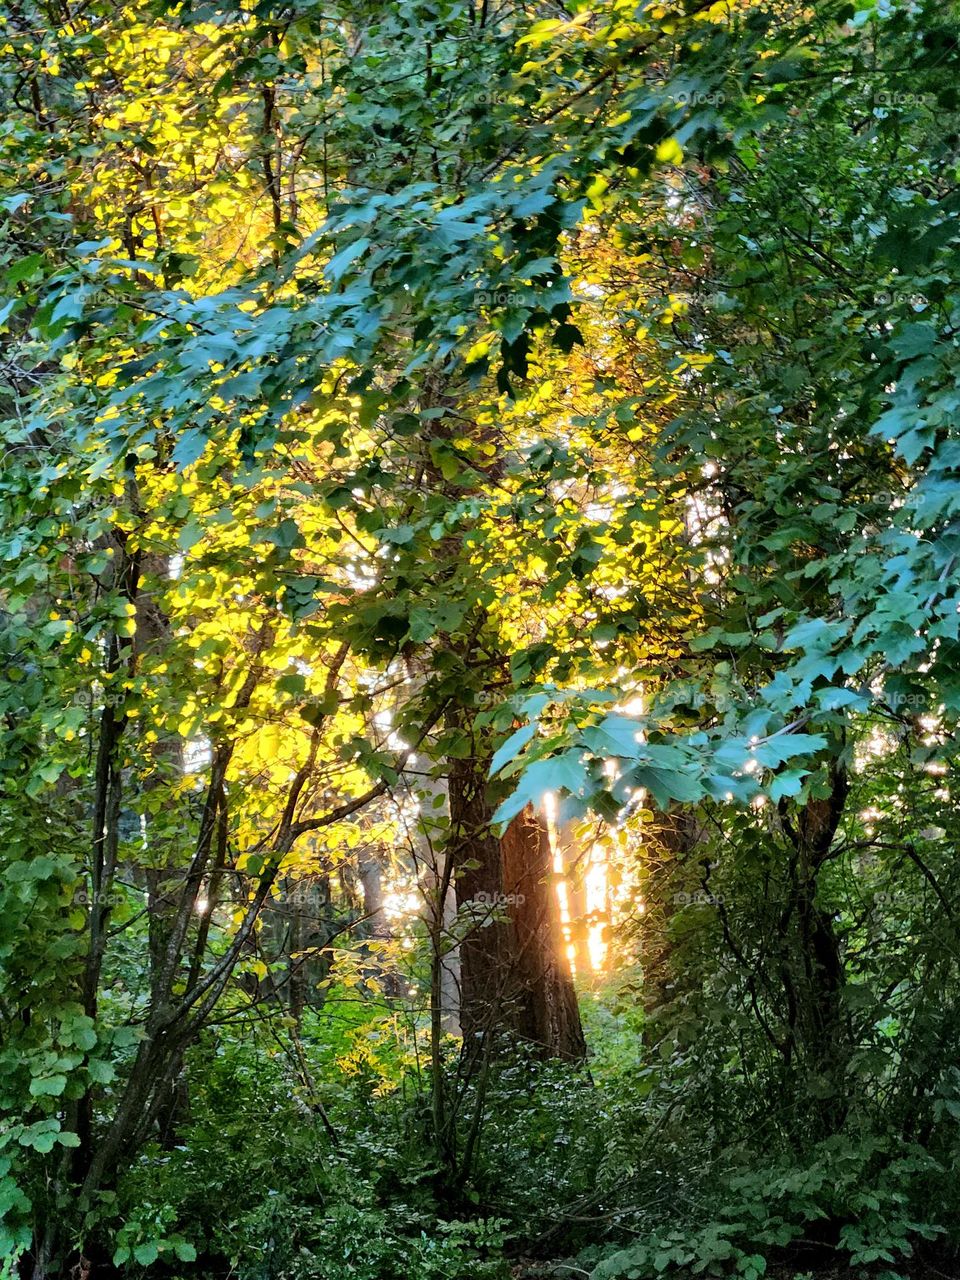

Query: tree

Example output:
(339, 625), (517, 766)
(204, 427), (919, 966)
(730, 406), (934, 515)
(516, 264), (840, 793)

(3, 0), (960, 1272)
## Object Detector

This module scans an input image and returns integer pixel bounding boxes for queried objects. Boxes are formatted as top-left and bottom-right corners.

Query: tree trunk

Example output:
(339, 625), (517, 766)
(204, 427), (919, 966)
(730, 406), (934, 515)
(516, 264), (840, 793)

(500, 805), (586, 1060)
(358, 848), (388, 941)
(449, 747), (585, 1061)
(641, 805), (702, 1023)
(438, 856), (461, 1035)
(780, 761), (850, 1132)
(449, 750), (511, 1050)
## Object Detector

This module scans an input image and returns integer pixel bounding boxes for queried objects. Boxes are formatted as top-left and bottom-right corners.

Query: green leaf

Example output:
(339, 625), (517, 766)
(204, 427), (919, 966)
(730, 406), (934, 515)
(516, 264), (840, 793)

(29, 1074), (67, 1097)
(491, 723), (537, 776)
(87, 1059), (115, 1085)
(768, 769), (809, 802)
(325, 236), (370, 282)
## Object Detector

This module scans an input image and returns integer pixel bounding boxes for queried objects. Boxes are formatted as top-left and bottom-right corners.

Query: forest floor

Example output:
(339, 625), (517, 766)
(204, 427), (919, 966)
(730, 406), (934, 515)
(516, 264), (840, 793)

(512, 1259), (960, 1280)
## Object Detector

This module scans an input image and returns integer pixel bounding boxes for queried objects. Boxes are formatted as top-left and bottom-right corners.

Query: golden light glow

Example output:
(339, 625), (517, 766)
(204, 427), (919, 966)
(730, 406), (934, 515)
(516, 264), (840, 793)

(545, 792), (608, 974)
(545, 793), (579, 972)
(585, 842), (609, 972)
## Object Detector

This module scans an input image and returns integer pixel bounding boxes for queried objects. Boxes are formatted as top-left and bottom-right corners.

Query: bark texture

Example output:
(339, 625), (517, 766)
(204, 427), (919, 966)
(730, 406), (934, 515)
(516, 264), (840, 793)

(500, 805), (586, 1061)
(449, 750), (585, 1061)
(641, 805), (702, 1021)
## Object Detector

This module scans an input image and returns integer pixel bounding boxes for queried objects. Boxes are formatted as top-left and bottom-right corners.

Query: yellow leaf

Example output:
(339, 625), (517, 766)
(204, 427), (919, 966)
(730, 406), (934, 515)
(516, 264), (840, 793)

(586, 174), (609, 210)
(655, 137), (684, 166)
(260, 724), (282, 759)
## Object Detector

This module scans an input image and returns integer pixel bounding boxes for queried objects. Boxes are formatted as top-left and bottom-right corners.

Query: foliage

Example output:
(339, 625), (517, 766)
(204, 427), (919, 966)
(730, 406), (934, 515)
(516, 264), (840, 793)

(587, 1132), (946, 1280)
(2, 0), (960, 1276)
